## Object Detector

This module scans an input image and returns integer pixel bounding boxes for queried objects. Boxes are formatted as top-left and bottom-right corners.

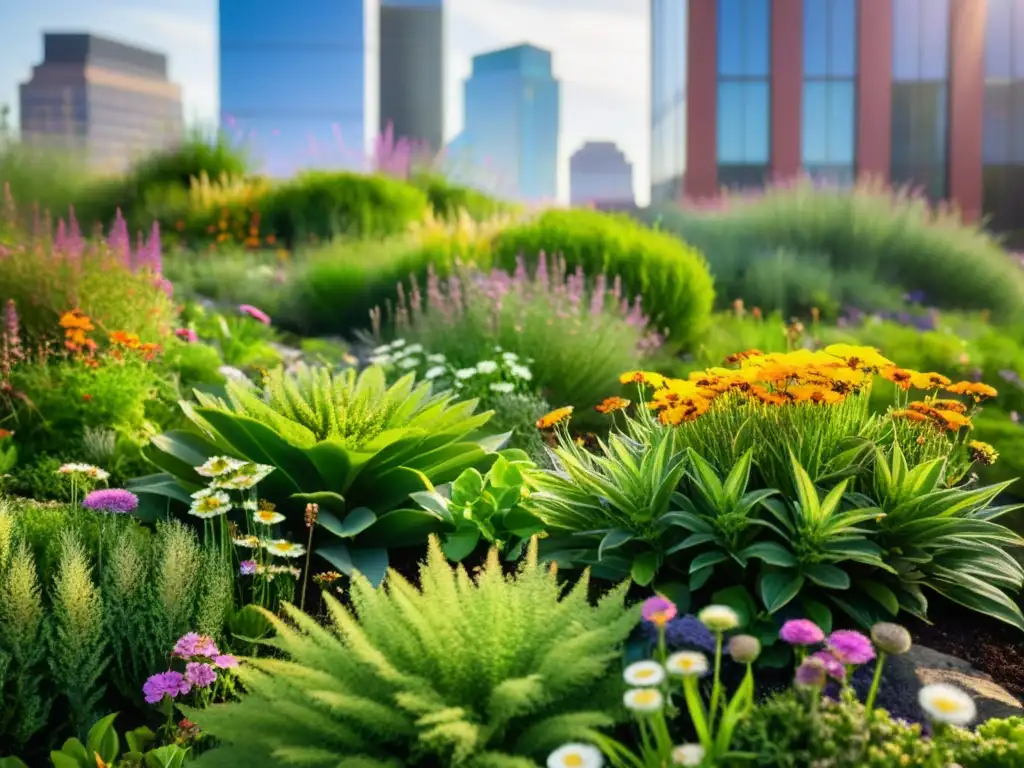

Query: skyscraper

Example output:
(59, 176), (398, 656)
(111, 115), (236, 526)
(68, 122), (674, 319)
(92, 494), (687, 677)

(454, 44), (560, 202)
(569, 141), (636, 207)
(379, 0), (444, 150)
(652, 0), (1006, 229)
(19, 33), (183, 173)
(219, 0), (379, 176)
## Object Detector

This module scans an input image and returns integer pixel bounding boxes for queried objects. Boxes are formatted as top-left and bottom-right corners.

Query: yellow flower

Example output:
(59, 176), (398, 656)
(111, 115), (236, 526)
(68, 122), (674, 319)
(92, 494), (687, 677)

(910, 371), (952, 390)
(968, 440), (999, 466)
(536, 406), (574, 429)
(945, 380), (998, 402)
(880, 367), (916, 390)
(723, 349), (764, 365)
(619, 370), (666, 388)
(823, 343), (895, 371)
(595, 396), (630, 414)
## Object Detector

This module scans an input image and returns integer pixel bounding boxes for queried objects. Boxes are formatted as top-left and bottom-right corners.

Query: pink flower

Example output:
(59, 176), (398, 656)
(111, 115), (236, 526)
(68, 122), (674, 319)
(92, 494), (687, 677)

(213, 654), (240, 669)
(811, 650), (846, 681)
(172, 632), (203, 658)
(143, 671), (191, 704)
(641, 596), (677, 628)
(175, 328), (197, 343)
(194, 636), (220, 657)
(827, 630), (876, 665)
(185, 661), (217, 688)
(779, 619), (825, 646)
(239, 304), (271, 325)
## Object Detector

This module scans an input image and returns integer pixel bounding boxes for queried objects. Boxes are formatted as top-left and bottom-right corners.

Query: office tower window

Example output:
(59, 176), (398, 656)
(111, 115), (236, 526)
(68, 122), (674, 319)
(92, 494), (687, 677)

(982, 0), (1024, 236)
(650, 0), (688, 204)
(802, 0), (857, 185)
(890, 0), (950, 201)
(716, 0), (771, 189)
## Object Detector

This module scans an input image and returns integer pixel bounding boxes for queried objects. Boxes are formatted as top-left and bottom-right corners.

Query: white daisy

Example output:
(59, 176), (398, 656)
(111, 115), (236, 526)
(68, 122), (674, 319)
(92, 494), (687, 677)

(264, 539), (307, 558)
(623, 687), (664, 713)
(402, 343), (423, 355)
(233, 535), (260, 548)
(425, 365), (446, 380)
(476, 360), (499, 374)
(57, 462), (93, 475)
(671, 743), (706, 766)
(84, 466), (110, 481)
(490, 381), (515, 394)
(241, 498), (258, 512)
(546, 744), (603, 768)
(189, 491), (232, 519)
(918, 683), (976, 726)
(698, 604), (741, 632)
(666, 651), (710, 678)
(502, 352), (519, 363)
(623, 660), (666, 687)
(509, 364), (533, 381)
(455, 367), (477, 380)
(253, 509), (286, 525)
(398, 356), (420, 369)
(196, 456), (246, 478)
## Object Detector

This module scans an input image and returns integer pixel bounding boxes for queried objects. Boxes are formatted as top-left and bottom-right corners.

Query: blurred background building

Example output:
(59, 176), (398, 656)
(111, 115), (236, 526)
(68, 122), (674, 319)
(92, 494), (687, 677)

(650, 0), (1012, 228)
(448, 44), (560, 202)
(569, 141), (635, 207)
(19, 33), (183, 173)
(218, 0), (380, 176)
(379, 0), (444, 151)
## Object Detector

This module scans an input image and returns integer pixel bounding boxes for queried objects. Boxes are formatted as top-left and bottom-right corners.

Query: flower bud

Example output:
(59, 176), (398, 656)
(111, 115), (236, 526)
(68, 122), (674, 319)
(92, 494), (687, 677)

(698, 604), (740, 632)
(727, 634), (761, 664)
(871, 622), (912, 656)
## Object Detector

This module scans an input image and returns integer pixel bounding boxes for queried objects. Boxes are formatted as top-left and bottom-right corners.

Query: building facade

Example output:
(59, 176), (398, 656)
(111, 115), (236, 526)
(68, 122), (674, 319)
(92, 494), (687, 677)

(454, 44), (560, 202)
(379, 0), (444, 150)
(19, 33), (183, 173)
(569, 141), (636, 206)
(653, 0), (1016, 229)
(219, 0), (379, 176)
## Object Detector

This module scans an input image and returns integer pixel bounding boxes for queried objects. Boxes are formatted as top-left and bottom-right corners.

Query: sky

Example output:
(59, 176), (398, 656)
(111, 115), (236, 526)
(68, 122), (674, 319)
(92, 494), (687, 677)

(0, 0), (651, 204)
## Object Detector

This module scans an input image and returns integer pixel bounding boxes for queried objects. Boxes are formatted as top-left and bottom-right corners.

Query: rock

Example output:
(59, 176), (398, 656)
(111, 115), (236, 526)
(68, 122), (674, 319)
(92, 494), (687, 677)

(870, 645), (1023, 724)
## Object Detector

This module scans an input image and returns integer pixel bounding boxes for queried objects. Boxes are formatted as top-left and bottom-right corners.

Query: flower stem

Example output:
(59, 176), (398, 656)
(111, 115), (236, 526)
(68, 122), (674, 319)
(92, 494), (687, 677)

(300, 524), (314, 613)
(709, 631), (724, 734)
(864, 651), (887, 714)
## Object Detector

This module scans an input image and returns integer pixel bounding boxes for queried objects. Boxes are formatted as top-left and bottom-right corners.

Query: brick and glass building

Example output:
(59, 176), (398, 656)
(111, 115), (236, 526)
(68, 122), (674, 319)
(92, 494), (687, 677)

(651, 0), (1023, 233)
(19, 33), (183, 173)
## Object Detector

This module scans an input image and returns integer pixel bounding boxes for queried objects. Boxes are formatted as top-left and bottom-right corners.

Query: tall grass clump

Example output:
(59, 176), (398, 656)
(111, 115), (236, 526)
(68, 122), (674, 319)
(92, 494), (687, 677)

(0, 142), (94, 225)
(647, 180), (1024, 321)
(491, 208), (715, 350)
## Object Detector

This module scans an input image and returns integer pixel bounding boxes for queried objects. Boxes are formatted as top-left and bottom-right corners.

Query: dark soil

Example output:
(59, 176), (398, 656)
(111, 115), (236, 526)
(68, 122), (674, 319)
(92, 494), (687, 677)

(902, 598), (1024, 700)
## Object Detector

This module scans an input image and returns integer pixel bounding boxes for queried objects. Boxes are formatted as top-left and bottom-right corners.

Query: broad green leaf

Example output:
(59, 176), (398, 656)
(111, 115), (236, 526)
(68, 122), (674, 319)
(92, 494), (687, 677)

(443, 526), (482, 561)
(657, 511), (714, 534)
(739, 541), (797, 568)
(145, 430), (220, 484)
(349, 547), (390, 587)
(722, 449), (754, 505)
(291, 491), (346, 515)
(664, 532), (717, 555)
(502, 507), (545, 536)
(711, 585), (757, 629)
(410, 490), (450, 518)
(789, 454), (821, 523)
(451, 468), (485, 508)
(687, 449), (726, 508)
(858, 578), (900, 616)
(48, 754), (81, 768)
(801, 598), (833, 634)
(86, 712), (120, 764)
(760, 571), (805, 613)
(339, 507), (378, 537)
(631, 552), (659, 586)
(653, 580), (691, 614)
(804, 563), (851, 590)
(688, 550), (729, 574)
(125, 726), (156, 757)
(359, 508), (455, 548)
(302, 441), (354, 496)
(598, 529), (635, 560)
(689, 566), (714, 591)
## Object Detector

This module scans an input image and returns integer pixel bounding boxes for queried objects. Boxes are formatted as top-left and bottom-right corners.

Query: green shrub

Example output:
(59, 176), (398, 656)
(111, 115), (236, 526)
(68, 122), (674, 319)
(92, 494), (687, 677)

(0, 142), (92, 225)
(410, 173), (508, 222)
(491, 209), (715, 351)
(186, 536), (638, 767)
(132, 364), (503, 585)
(258, 171), (428, 246)
(163, 249), (290, 315)
(647, 182), (1024, 321)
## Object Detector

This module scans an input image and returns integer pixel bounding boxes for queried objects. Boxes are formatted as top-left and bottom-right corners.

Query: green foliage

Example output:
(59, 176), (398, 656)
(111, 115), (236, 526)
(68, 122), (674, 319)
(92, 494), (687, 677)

(180, 304), (283, 371)
(257, 171), (428, 246)
(487, 393), (552, 468)
(0, 142), (93, 224)
(490, 209), (715, 350)
(156, 338), (226, 393)
(162, 249), (289, 318)
(133, 364), (504, 584)
(186, 536), (639, 767)
(731, 689), (1024, 767)
(410, 174), (508, 222)
(411, 449), (544, 561)
(645, 182), (1024, 321)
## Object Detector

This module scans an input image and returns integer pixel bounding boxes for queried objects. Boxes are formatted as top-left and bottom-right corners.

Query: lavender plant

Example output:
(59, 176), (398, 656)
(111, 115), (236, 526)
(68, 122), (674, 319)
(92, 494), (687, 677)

(374, 255), (665, 410)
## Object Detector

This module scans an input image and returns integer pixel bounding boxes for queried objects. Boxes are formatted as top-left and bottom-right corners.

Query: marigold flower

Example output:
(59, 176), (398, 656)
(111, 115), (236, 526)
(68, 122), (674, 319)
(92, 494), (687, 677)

(946, 380), (998, 402)
(595, 396), (630, 414)
(109, 330), (140, 348)
(536, 406), (574, 429)
(910, 371), (952, 390)
(619, 370), (665, 388)
(927, 398), (967, 414)
(968, 440), (999, 466)
(881, 367), (915, 390)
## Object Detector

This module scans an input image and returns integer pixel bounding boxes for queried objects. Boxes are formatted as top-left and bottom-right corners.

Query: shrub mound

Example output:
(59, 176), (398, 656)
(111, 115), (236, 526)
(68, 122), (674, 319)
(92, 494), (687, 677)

(490, 209), (715, 350)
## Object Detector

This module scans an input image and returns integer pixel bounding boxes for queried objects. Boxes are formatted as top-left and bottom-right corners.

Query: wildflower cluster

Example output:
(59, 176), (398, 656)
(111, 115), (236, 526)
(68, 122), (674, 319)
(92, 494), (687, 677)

(143, 632), (239, 709)
(55, 462), (109, 505)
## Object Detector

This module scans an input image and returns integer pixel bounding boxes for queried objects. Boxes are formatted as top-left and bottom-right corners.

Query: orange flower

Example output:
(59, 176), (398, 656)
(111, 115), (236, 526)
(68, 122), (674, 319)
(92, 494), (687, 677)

(892, 409), (929, 423)
(596, 396), (630, 414)
(110, 330), (141, 349)
(788, 384), (844, 404)
(619, 370), (666, 388)
(536, 406), (574, 429)
(880, 367), (915, 390)
(748, 386), (792, 406)
(945, 381), (998, 402)
(0, 428), (14, 439)
(910, 371), (952, 390)
(724, 349), (764, 365)
(931, 409), (973, 431)
(926, 398), (967, 414)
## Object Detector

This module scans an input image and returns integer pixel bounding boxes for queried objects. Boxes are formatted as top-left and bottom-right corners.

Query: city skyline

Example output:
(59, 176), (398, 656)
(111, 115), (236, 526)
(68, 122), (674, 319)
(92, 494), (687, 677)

(0, 0), (650, 204)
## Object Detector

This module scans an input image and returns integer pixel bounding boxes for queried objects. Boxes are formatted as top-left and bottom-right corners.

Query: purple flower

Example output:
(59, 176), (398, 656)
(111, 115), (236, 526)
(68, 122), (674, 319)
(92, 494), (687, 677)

(641, 596), (677, 627)
(794, 657), (827, 688)
(173, 632), (218, 659)
(81, 489), (139, 514)
(143, 670), (191, 704)
(641, 614), (716, 653)
(827, 630), (876, 665)
(239, 560), (257, 576)
(213, 654), (240, 669)
(811, 650), (847, 681)
(779, 619), (825, 646)
(185, 662), (217, 688)
(239, 304), (270, 325)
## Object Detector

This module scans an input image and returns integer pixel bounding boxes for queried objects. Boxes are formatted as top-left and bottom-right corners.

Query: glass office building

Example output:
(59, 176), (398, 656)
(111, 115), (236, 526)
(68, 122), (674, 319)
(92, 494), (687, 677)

(218, 0), (379, 176)
(650, 0), (688, 204)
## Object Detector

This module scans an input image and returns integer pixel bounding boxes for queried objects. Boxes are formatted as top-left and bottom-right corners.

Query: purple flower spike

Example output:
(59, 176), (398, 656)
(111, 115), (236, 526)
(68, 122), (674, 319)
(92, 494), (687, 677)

(81, 489), (139, 514)
(185, 661), (217, 688)
(779, 619), (825, 646)
(827, 630), (876, 665)
(143, 670), (191, 704)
